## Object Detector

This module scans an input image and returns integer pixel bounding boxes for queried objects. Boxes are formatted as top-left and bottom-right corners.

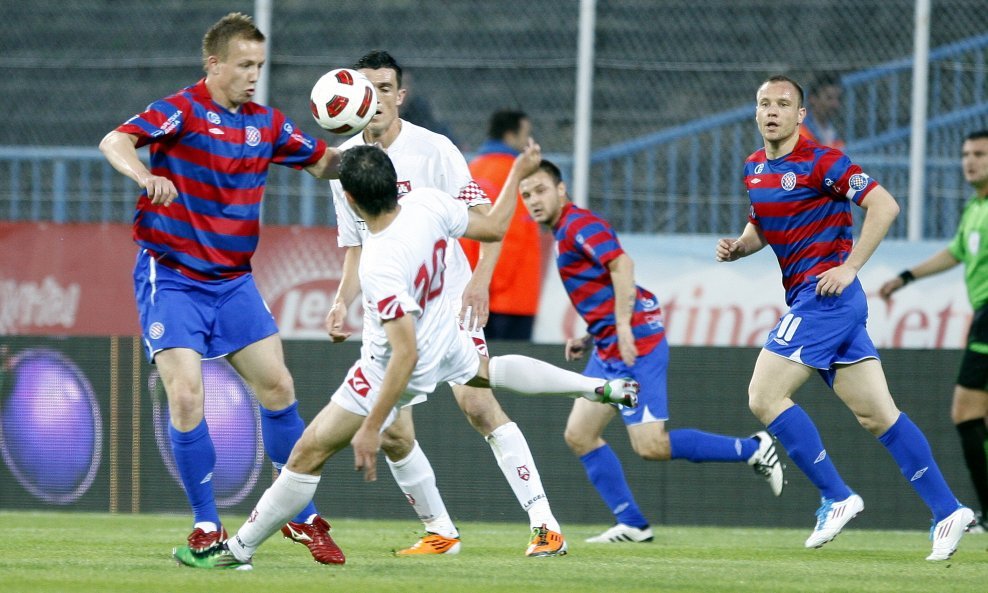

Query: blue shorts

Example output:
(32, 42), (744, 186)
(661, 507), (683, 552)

(133, 250), (278, 362)
(583, 339), (669, 425)
(763, 279), (879, 387)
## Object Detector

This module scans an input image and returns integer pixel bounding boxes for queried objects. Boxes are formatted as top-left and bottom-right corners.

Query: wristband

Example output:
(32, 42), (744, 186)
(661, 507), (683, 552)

(898, 270), (915, 285)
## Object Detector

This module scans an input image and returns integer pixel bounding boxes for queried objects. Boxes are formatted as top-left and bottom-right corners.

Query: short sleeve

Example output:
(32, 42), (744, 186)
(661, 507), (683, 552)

(115, 97), (189, 148)
(270, 113), (327, 168)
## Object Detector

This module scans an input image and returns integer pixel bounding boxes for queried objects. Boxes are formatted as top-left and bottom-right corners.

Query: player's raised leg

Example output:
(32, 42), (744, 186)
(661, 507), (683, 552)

(483, 354), (638, 406)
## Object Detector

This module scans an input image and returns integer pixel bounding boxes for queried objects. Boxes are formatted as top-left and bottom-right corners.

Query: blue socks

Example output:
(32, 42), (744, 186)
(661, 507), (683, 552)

(580, 444), (649, 529)
(169, 419), (220, 526)
(669, 429), (758, 462)
(879, 413), (959, 522)
(768, 405), (852, 501)
(260, 401), (319, 524)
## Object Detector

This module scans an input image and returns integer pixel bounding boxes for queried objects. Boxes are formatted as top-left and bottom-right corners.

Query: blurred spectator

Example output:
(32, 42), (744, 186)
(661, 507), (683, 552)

(799, 73), (844, 149)
(399, 71), (459, 145)
(461, 110), (542, 340)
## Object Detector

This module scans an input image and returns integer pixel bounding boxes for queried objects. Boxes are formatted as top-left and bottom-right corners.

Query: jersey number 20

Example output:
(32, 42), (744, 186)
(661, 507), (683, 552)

(414, 239), (448, 311)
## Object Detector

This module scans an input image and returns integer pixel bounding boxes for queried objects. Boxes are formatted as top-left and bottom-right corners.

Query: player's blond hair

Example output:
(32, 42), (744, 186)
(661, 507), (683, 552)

(201, 12), (265, 71)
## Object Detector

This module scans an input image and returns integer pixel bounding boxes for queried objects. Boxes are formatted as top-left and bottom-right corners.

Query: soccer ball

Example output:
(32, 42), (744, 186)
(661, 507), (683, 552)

(309, 68), (377, 135)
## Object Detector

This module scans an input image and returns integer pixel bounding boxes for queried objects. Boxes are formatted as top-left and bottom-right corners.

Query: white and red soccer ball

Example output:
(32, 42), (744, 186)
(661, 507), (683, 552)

(309, 68), (377, 135)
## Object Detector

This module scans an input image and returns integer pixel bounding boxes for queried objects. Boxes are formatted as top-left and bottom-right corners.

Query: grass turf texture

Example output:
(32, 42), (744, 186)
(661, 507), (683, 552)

(1, 511), (985, 593)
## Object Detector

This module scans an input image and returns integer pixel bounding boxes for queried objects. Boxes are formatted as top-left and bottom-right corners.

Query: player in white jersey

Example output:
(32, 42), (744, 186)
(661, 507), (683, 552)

(323, 50), (568, 557)
(172, 143), (639, 570)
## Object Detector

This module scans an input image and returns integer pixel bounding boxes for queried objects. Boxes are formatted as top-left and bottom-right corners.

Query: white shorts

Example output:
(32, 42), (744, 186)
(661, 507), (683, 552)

(331, 329), (481, 425)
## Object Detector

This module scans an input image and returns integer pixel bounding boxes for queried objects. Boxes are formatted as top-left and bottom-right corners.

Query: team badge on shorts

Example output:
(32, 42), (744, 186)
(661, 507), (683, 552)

(516, 465), (531, 481)
(149, 322), (165, 340)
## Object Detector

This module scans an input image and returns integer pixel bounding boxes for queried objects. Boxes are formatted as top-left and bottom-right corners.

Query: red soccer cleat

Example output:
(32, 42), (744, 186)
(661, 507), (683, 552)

(281, 515), (346, 565)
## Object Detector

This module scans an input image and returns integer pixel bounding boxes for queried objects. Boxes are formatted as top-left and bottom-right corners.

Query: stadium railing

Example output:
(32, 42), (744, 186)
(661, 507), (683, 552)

(1, 34), (985, 236)
(0, 146), (573, 227)
(583, 33), (988, 238)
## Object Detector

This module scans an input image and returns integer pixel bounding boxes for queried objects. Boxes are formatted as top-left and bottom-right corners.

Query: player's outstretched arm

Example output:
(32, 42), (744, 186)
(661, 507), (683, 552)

(304, 147), (343, 179)
(715, 223), (767, 262)
(351, 314), (418, 482)
(878, 248), (960, 301)
(464, 139), (542, 242)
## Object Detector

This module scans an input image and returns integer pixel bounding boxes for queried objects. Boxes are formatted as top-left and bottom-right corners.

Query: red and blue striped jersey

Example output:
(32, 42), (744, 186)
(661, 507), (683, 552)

(117, 79), (327, 281)
(744, 136), (877, 305)
(553, 203), (665, 361)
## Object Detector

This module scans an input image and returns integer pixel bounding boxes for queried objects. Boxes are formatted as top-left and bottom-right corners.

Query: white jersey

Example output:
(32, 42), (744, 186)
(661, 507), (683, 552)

(351, 189), (478, 407)
(331, 120), (490, 298)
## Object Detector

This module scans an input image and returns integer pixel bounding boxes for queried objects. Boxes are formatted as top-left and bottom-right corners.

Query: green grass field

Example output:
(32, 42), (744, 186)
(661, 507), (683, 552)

(1, 511), (985, 593)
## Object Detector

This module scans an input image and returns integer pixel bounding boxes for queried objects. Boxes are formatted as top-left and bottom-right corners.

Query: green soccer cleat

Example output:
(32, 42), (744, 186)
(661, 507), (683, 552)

(173, 543), (253, 571)
(591, 378), (639, 407)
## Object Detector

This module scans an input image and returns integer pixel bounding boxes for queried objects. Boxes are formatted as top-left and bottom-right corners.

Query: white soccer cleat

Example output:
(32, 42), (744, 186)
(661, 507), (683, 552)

(585, 523), (654, 543)
(804, 494), (864, 549)
(746, 431), (786, 496)
(926, 506), (975, 561)
(589, 378), (639, 407)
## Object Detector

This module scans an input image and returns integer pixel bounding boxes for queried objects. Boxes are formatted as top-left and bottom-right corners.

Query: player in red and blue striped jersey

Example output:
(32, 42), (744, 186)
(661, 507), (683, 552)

(521, 161), (785, 545)
(716, 74), (973, 561)
(99, 13), (345, 565)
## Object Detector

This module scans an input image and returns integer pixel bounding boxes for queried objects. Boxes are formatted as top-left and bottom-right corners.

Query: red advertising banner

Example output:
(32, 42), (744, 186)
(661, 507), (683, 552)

(0, 222), (136, 335)
(0, 222), (349, 338)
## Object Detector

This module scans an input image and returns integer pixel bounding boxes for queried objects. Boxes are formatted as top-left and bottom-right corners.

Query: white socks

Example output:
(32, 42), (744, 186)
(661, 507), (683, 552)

(387, 441), (458, 538)
(487, 421), (560, 532)
(228, 469), (320, 561)
(489, 355), (601, 397)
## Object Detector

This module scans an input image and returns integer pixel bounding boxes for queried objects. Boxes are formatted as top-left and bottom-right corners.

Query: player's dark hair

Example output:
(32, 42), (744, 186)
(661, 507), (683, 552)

(966, 130), (988, 143)
(202, 13), (264, 70)
(762, 74), (805, 108)
(533, 159), (564, 186)
(809, 72), (842, 96)
(339, 145), (398, 217)
(487, 110), (528, 140)
(353, 50), (403, 88)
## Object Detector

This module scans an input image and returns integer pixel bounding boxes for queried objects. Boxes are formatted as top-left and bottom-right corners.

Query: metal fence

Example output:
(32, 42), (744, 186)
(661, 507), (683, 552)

(2, 1), (986, 236)
(585, 32), (988, 238)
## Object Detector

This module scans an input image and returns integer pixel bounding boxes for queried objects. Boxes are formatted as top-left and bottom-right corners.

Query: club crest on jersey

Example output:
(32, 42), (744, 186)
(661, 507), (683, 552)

(516, 465), (531, 481)
(245, 126), (261, 147)
(781, 171), (797, 191)
(849, 173), (870, 191)
(396, 181), (412, 196)
(283, 122), (293, 134)
(207, 111), (222, 125)
(754, 163), (765, 174)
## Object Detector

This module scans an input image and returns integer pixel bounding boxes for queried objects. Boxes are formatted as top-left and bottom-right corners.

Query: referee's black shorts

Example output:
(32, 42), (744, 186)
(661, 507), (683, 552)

(957, 305), (988, 390)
